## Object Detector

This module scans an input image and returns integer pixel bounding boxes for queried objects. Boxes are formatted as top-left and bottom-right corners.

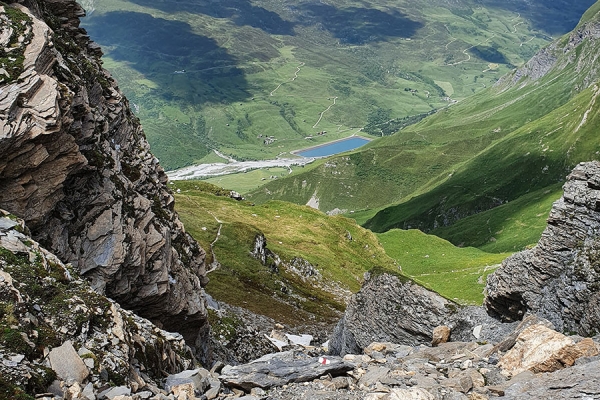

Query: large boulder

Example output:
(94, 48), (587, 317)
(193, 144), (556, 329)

(328, 270), (521, 356)
(219, 351), (354, 391)
(329, 271), (457, 355)
(486, 162), (600, 335)
(498, 324), (588, 377)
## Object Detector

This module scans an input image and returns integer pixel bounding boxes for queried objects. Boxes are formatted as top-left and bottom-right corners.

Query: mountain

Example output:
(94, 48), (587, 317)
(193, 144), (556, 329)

(79, 0), (595, 170)
(249, 0), (600, 251)
(4, 0), (600, 398)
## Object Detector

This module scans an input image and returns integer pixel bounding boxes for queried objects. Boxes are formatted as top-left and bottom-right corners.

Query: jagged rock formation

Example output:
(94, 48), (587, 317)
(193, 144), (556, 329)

(329, 270), (517, 356)
(486, 161), (600, 335)
(0, 0), (209, 356)
(0, 211), (197, 398)
(329, 272), (455, 356)
(499, 13), (600, 88)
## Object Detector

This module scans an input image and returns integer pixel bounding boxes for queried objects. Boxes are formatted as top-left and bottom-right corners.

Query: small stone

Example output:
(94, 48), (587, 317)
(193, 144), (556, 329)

(164, 368), (209, 393)
(473, 325), (483, 340)
(2, 360), (17, 367)
(285, 333), (313, 347)
(78, 347), (92, 356)
(466, 369), (485, 388)
(171, 383), (194, 399)
(432, 326), (451, 347)
(205, 385), (220, 400)
(250, 387), (266, 396)
(576, 338), (599, 357)
(445, 371), (473, 393)
(365, 342), (387, 354)
(0, 218), (18, 231)
(468, 393), (489, 400)
(82, 382), (95, 400)
(210, 361), (225, 374)
(48, 340), (89, 384)
(100, 386), (131, 400)
(84, 358), (95, 369)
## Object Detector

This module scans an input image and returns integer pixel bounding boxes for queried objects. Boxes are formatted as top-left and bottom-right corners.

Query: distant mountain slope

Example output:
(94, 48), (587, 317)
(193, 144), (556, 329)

(364, 6), (600, 234)
(79, 0), (594, 169)
(249, 1), (600, 246)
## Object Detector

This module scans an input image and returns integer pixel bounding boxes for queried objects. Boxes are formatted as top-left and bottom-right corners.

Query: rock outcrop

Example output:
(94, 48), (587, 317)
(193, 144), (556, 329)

(329, 270), (518, 356)
(0, 0), (209, 356)
(486, 161), (600, 335)
(329, 271), (456, 356)
(497, 12), (600, 88)
(0, 211), (197, 398)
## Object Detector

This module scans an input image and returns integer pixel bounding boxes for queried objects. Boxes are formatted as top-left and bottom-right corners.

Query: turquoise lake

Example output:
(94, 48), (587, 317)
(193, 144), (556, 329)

(296, 137), (370, 158)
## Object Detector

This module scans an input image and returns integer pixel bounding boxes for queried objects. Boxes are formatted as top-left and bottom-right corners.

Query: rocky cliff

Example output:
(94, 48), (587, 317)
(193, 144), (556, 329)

(497, 9), (600, 89)
(0, 0), (209, 357)
(328, 269), (519, 357)
(486, 161), (600, 335)
(0, 211), (199, 398)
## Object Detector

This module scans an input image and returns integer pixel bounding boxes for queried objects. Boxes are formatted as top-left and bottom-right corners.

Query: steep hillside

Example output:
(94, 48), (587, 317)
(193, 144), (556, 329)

(171, 181), (397, 325)
(0, 0), (209, 359)
(250, 1), (600, 246)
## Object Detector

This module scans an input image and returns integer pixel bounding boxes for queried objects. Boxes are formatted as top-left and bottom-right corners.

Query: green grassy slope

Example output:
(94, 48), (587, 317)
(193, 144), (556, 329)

(249, 2), (600, 247)
(365, 76), (600, 233)
(430, 183), (563, 252)
(172, 179), (508, 322)
(79, 0), (593, 169)
(171, 180), (398, 324)
(377, 230), (509, 304)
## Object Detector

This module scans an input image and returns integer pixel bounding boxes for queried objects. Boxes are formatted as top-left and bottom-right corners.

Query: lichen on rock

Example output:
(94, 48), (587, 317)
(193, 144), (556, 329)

(0, 210), (197, 398)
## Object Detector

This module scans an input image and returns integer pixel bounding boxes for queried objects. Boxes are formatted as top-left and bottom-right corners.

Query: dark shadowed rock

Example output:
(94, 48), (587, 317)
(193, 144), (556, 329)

(486, 162), (600, 335)
(328, 271), (521, 356)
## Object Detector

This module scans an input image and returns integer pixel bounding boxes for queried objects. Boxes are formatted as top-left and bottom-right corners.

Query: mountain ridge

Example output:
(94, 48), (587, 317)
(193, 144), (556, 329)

(248, 1), (600, 249)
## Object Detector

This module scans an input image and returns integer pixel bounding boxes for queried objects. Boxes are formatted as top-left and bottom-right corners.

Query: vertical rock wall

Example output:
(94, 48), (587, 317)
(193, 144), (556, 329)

(486, 162), (600, 335)
(0, 0), (209, 356)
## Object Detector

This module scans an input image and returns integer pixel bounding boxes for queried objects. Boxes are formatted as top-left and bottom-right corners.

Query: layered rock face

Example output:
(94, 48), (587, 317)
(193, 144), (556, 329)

(486, 161), (600, 335)
(0, 0), (208, 353)
(0, 211), (197, 397)
(329, 272), (454, 355)
(329, 270), (519, 356)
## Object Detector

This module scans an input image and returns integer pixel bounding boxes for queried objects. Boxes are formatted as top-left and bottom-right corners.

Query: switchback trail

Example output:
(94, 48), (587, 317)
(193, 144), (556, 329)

(206, 210), (223, 273)
(270, 62), (305, 96)
(182, 194), (223, 273)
